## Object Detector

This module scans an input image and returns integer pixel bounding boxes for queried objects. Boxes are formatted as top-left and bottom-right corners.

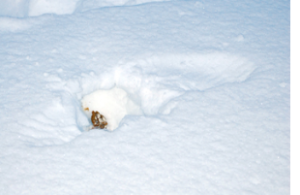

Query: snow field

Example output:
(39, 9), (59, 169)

(1, 50), (289, 194)
(0, 0), (289, 194)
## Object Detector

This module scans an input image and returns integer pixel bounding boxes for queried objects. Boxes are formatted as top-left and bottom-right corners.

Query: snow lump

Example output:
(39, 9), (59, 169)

(81, 86), (142, 131)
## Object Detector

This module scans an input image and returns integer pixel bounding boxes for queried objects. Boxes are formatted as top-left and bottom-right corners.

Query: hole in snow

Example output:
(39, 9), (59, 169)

(81, 86), (142, 131)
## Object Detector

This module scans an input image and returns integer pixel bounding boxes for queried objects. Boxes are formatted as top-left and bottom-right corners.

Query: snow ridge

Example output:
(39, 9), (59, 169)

(0, 0), (171, 17)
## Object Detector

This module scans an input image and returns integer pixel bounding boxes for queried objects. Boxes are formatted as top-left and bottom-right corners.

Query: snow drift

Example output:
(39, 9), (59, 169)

(0, 0), (170, 17)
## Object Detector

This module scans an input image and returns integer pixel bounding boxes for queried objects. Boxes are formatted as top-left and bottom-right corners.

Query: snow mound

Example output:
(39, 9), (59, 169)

(0, 0), (29, 17)
(133, 53), (257, 91)
(28, 0), (79, 17)
(0, 0), (79, 17)
(81, 87), (142, 131)
(9, 52), (255, 144)
(76, 0), (170, 12)
(0, 0), (170, 17)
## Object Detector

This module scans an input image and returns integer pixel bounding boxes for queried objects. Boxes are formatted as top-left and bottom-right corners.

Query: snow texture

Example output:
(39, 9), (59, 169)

(0, 0), (289, 194)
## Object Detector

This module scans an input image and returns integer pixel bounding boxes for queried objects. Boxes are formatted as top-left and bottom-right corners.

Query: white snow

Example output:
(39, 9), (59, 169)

(0, 0), (29, 17)
(0, 0), (171, 17)
(28, 0), (79, 16)
(0, 0), (290, 194)
(81, 87), (142, 130)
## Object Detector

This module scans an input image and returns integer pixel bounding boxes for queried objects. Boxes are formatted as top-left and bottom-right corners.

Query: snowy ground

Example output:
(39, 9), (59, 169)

(0, 0), (289, 194)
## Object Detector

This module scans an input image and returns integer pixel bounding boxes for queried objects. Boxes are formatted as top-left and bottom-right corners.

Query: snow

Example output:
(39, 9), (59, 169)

(0, 0), (290, 194)
(28, 0), (79, 16)
(291, 2), (300, 194)
(0, 0), (170, 17)
(0, 0), (29, 17)
(81, 87), (142, 130)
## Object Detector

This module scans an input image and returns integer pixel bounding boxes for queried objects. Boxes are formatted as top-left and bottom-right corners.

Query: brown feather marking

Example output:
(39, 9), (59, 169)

(91, 110), (108, 129)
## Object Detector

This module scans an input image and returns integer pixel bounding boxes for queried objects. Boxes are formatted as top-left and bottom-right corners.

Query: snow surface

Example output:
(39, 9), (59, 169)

(0, 0), (289, 194)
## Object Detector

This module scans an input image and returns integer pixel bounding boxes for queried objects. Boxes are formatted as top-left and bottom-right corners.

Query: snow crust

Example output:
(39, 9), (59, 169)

(0, 0), (290, 194)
